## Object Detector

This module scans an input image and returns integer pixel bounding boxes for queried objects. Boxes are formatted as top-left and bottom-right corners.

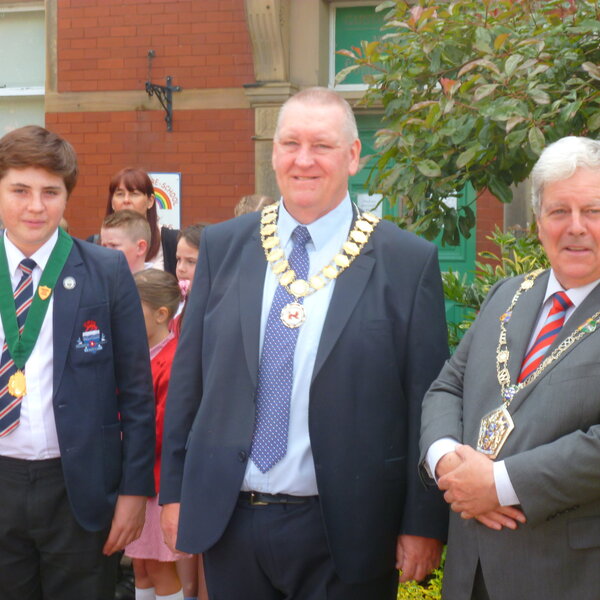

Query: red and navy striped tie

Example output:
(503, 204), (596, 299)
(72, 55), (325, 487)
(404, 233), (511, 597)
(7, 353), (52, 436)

(0, 258), (36, 437)
(518, 291), (572, 383)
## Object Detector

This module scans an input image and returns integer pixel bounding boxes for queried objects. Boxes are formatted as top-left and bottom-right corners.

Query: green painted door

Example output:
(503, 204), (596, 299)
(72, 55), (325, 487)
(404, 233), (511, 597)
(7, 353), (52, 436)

(434, 185), (477, 325)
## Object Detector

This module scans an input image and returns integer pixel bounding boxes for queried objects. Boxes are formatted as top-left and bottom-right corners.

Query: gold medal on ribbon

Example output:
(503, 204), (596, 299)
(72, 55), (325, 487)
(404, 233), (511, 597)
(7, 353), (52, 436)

(8, 370), (27, 398)
(38, 285), (52, 300)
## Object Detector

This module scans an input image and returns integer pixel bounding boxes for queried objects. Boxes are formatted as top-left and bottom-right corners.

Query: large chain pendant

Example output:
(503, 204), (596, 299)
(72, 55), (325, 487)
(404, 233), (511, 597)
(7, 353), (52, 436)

(8, 370), (27, 398)
(280, 302), (305, 328)
(477, 405), (514, 459)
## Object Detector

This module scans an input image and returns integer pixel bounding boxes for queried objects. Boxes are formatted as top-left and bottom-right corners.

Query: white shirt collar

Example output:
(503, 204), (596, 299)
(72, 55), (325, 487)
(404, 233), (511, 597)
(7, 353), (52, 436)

(278, 194), (353, 251)
(545, 269), (600, 308)
(4, 229), (59, 277)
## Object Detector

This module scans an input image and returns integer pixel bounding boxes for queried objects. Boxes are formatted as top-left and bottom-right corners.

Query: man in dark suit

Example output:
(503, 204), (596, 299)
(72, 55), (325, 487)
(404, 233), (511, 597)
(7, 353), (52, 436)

(420, 136), (600, 600)
(161, 87), (448, 599)
(0, 125), (155, 599)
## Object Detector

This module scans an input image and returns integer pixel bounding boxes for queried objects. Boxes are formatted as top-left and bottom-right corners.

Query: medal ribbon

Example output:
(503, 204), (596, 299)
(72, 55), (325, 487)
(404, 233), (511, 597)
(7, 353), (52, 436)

(0, 228), (73, 368)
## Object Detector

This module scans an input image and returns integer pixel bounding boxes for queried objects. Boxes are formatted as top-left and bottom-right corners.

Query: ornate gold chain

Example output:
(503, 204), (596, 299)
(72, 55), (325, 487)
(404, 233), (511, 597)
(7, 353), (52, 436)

(496, 270), (600, 405)
(260, 201), (380, 300)
(478, 271), (600, 458)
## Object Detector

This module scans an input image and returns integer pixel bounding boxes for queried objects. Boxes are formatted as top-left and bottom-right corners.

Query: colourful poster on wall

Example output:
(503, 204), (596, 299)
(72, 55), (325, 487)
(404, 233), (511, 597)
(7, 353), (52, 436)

(149, 172), (181, 230)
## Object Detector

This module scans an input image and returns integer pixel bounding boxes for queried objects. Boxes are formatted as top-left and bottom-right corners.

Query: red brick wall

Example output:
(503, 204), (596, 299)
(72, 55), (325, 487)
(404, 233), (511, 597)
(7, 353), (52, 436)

(48, 109), (255, 237)
(476, 188), (505, 258)
(52, 0), (255, 238)
(57, 0), (253, 93)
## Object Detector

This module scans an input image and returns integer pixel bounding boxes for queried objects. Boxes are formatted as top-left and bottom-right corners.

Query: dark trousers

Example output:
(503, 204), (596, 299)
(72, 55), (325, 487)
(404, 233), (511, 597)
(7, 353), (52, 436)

(203, 496), (398, 600)
(0, 455), (119, 600)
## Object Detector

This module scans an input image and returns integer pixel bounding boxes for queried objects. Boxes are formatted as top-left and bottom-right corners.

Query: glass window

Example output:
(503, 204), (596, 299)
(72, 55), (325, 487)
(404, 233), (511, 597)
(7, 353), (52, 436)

(0, 6), (45, 133)
(329, 2), (385, 90)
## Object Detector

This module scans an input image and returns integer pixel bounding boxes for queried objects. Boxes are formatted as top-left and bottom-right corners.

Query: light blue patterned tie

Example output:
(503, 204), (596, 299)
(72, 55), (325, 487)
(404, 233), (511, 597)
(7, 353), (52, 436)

(250, 225), (311, 473)
(0, 258), (36, 437)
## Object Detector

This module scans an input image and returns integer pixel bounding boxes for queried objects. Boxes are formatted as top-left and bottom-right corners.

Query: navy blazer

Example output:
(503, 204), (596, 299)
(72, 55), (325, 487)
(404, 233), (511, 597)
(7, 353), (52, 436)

(52, 238), (155, 531)
(160, 211), (449, 582)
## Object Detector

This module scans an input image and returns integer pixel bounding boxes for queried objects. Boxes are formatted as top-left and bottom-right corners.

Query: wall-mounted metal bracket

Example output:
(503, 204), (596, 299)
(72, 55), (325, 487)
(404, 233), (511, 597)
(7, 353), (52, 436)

(145, 50), (182, 132)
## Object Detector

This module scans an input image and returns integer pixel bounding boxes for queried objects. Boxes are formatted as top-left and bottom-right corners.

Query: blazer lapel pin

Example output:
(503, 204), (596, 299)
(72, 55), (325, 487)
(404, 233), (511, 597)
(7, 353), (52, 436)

(63, 276), (76, 290)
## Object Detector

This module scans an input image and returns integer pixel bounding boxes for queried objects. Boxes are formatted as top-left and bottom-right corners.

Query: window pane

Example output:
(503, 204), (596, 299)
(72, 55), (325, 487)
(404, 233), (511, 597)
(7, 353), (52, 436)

(332, 4), (384, 88)
(0, 10), (45, 88)
(0, 96), (44, 135)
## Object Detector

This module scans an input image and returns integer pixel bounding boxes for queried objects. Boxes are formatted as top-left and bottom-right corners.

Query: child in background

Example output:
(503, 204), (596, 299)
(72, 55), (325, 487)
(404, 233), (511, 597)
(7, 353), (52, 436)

(126, 269), (184, 600)
(175, 224), (205, 290)
(172, 224), (209, 600)
(172, 224), (205, 336)
(100, 209), (151, 273)
(233, 193), (275, 216)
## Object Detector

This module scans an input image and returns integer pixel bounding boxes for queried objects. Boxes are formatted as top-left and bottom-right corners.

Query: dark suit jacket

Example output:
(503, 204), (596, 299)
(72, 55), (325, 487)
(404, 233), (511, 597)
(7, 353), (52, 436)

(420, 271), (600, 600)
(160, 210), (449, 582)
(52, 238), (155, 531)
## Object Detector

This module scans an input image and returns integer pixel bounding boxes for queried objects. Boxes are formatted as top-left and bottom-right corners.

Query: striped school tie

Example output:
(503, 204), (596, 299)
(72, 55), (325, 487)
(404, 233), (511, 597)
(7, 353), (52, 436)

(518, 291), (572, 383)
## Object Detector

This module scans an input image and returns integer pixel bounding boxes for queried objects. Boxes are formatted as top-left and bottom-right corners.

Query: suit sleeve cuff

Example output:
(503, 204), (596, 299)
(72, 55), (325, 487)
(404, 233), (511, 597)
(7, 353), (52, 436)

(493, 460), (520, 506)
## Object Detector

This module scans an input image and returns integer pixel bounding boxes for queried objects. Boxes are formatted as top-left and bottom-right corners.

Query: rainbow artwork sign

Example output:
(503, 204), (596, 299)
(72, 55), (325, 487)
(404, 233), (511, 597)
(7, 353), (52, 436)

(149, 172), (181, 229)
(154, 188), (173, 210)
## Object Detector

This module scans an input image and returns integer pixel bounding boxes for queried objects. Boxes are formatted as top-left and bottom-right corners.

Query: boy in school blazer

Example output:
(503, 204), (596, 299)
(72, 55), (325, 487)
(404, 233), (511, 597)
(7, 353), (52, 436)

(0, 126), (155, 600)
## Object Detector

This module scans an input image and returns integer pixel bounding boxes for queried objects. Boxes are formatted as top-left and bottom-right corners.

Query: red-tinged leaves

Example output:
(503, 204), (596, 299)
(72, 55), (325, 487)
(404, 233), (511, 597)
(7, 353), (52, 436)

(336, 49), (357, 59)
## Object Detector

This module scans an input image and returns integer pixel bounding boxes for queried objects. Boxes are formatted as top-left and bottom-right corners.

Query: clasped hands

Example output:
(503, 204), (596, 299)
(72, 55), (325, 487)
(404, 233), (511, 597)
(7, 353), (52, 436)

(436, 445), (526, 531)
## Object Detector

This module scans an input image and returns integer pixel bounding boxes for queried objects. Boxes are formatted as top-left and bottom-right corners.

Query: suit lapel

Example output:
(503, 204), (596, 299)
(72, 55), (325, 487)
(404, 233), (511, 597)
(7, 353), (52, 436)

(238, 231), (265, 389)
(52, 244), (85, 398)
(311, 245), (375, 384)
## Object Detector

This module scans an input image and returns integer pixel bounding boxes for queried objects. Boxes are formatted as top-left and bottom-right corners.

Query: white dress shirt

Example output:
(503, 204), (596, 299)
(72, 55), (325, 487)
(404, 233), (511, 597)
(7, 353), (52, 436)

(242, 196), (354, 495)
(0, 230), (60, 459)
(426, 270), (600, 505)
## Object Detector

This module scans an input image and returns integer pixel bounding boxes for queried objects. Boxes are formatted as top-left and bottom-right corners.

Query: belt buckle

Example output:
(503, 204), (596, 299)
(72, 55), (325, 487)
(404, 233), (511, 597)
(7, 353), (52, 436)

(249, 492), (268, 506)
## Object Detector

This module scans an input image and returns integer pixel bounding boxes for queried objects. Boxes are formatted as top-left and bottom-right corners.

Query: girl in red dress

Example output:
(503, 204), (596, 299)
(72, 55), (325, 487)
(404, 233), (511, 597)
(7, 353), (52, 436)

(126, 269), (184, 600)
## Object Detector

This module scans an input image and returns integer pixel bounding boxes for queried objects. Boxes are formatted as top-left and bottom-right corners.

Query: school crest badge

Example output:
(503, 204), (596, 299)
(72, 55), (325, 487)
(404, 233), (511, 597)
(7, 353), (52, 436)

(75, 320), (106, 354)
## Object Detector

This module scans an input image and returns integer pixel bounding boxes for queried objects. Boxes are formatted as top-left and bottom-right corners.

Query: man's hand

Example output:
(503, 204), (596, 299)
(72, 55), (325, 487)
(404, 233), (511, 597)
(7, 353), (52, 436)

(102, 495), (147, 555)
(438, 445), (499, 516)
(469, 506), (526, 530)
(435, 450), (462, 479)
(396, 534), (443, 583)
(160, 502), (181, 553)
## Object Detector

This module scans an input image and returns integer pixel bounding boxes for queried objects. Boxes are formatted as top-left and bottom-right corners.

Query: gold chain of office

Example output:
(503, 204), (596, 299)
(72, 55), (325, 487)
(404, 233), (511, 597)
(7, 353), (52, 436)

(260, 201), (379, 302)
(495, 269), (600, 406)
(477, 269), (600, 459)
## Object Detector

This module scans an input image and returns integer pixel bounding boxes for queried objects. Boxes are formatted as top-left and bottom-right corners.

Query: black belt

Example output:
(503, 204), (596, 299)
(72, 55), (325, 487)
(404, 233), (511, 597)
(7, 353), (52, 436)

(0, 455), (61, 473)
(239, 491), (316, 506)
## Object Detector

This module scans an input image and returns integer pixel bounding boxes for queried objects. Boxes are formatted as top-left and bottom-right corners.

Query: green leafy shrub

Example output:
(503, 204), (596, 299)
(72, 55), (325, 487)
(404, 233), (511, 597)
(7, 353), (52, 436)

(398, 566), (443, 599)
(338, 0), (600, 244)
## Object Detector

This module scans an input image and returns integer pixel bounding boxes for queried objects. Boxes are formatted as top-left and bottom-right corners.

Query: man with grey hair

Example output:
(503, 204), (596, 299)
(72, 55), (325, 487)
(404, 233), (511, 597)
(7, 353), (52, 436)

(160, 87), (449, 598)
(420, 135), (600, 600)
